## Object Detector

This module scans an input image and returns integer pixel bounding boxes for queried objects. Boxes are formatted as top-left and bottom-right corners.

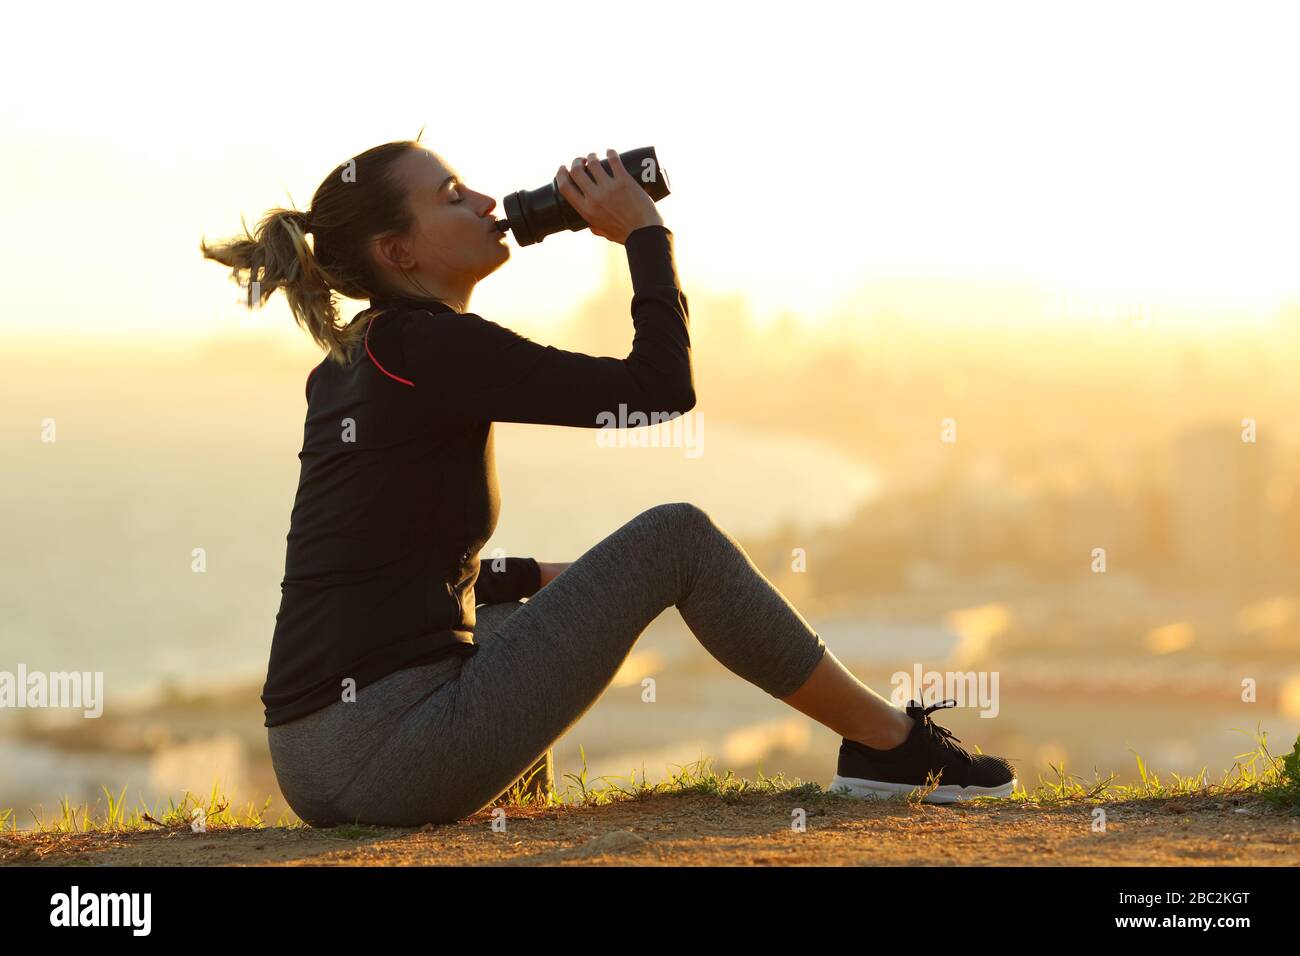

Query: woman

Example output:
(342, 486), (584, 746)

(201, 140), (1017, 827)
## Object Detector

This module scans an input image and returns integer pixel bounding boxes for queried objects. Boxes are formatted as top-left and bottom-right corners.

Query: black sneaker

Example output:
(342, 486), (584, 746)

(829, 698), (1017, 803)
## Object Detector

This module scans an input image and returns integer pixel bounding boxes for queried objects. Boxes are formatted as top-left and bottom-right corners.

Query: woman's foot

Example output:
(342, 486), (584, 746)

(830, 699), (1017, 803)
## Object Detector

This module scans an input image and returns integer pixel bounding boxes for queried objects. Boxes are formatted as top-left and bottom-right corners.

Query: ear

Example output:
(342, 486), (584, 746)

(373, 232), (416, 272)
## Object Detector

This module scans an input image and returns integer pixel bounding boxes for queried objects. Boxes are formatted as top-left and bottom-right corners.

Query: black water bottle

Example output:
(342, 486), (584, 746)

(497, 146), (671, 246)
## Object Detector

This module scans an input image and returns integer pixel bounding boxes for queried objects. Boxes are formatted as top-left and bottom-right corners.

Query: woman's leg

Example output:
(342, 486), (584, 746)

(778, 650), (913, 748)
(329, 501), (906, 825)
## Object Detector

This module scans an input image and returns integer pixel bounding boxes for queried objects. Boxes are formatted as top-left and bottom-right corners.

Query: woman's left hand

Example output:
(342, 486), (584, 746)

(538, 561), (571, 590)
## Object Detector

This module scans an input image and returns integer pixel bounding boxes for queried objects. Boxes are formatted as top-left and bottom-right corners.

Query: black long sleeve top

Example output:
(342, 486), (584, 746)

(261, 224), (693, 727)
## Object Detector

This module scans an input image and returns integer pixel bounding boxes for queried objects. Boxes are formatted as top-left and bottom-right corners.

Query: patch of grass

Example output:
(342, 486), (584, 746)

(5, 728), (1298, 837)
(997, 726), (1300, 813)
(3, 779), (307, 836)
(488, 744), (824, 812)
(1258, 730), (1300, 813)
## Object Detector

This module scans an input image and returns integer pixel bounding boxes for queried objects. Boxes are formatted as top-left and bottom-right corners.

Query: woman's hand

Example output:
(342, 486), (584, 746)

(555, 149), (664, 245)
(537, 561), (571, 590)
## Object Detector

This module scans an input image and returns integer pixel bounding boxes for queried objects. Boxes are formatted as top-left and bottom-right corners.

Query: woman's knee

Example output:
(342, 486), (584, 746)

(637, 501), (716, 537)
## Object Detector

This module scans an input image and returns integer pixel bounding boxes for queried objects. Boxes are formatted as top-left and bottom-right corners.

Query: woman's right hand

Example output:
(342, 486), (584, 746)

(555, 149), (665, 245)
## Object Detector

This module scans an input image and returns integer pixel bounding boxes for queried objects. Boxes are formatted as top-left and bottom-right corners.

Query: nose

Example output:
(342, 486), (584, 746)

(470, 188), (496, 217)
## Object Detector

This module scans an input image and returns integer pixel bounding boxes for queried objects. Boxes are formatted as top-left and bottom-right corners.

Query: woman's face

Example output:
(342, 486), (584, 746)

(377, 146), (510, 293)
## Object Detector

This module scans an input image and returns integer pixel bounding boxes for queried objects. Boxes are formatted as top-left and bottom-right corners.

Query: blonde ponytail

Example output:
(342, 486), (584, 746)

(202, 141), (423, 367)
(201, 207), (366, 366)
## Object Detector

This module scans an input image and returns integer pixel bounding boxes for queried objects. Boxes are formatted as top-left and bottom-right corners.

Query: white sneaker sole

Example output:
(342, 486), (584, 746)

(829, 773), (1016, 804)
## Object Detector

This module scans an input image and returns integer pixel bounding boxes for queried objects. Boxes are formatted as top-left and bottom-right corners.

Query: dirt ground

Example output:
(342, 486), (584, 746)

(3, 791), (1298, 866)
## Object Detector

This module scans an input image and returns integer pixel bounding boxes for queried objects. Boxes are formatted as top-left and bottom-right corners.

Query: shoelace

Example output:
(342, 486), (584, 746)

(909, 698), (974, 766)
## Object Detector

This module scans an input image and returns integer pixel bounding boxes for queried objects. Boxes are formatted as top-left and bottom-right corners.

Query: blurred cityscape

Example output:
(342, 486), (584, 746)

(3, 263), (1299, 824)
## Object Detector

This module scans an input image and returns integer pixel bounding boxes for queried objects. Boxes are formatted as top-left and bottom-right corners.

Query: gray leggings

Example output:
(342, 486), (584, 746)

(266, 502), (828, 827)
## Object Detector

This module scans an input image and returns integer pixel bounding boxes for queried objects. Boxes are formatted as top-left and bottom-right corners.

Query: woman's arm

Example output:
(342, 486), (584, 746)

(475, 558), (570, 605)
(371, 226), (694, 427)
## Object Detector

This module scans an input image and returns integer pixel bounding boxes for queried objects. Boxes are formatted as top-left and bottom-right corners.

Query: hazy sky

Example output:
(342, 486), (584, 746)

(3, 0), (1298, 343)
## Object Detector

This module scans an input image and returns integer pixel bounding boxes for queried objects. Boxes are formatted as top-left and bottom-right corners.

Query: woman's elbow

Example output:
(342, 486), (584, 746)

(659, 385), (696, 415)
